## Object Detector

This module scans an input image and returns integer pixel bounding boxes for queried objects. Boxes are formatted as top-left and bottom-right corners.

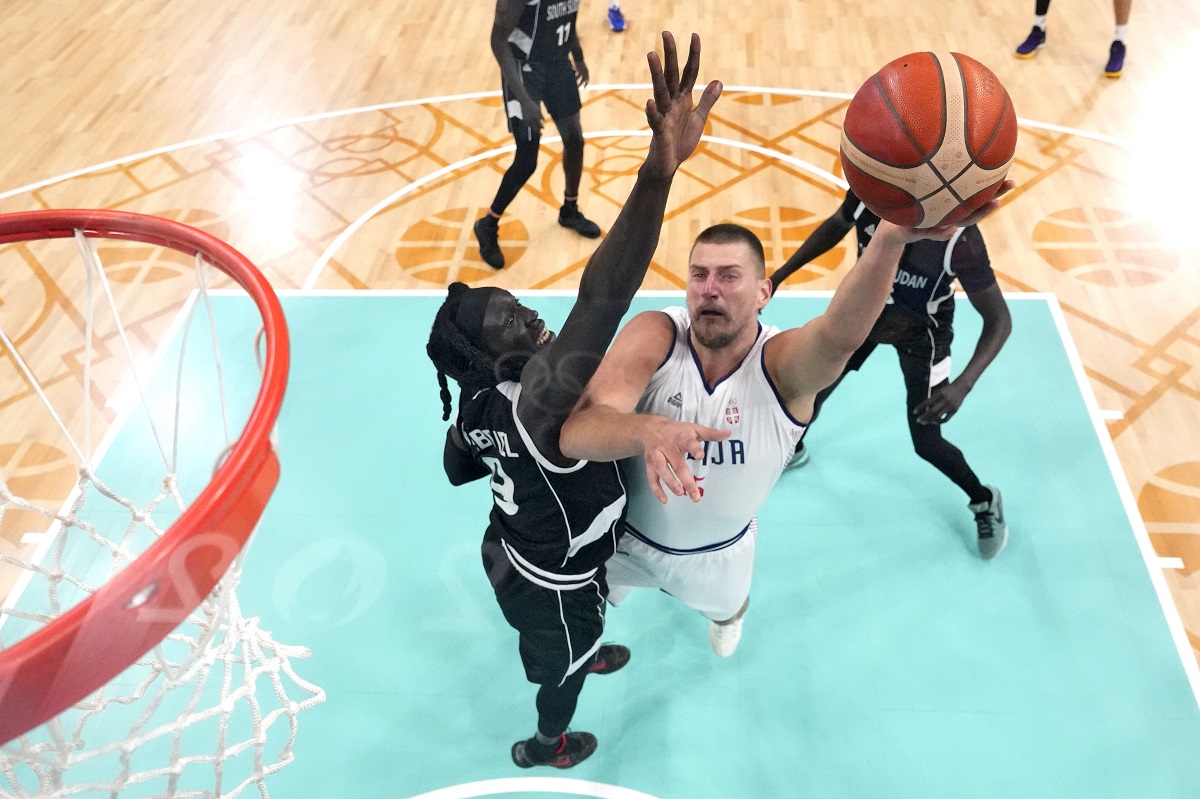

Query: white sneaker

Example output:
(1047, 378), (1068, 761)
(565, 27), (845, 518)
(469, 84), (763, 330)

(708, 618), (742, 657)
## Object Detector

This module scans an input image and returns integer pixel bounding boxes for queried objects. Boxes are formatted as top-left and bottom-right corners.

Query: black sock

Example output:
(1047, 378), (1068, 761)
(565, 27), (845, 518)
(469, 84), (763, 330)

(562, 198), (578, 212)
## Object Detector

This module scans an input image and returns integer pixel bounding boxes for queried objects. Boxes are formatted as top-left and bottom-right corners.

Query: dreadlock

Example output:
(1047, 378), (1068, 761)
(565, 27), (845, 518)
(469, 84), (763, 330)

(427, 283), (530, 421)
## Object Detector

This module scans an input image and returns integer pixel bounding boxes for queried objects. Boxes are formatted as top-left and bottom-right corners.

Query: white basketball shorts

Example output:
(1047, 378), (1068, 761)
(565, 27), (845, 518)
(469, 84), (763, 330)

(605, 518), (757, 621)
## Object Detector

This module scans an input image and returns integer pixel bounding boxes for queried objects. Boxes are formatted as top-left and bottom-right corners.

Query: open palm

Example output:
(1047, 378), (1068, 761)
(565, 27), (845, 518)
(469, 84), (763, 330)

(643, 32), (723, 179)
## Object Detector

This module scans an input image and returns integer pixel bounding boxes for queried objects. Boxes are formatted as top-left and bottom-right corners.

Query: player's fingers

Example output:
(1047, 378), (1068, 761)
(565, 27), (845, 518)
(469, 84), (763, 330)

(696, 424), (731, 441)
(646, 50), (669, 112)
(992, 178), (1016, 199)
(678, 33), (701, 96)
(645, 454), (680, 502)
(644, 98), (663, 130)
(660, 31), (680, 95)
(693, 80), (722, 120)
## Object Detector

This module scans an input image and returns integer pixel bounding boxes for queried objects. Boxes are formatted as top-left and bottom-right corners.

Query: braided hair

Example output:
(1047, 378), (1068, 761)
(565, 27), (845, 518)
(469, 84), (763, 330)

(427, 282), (530, 421)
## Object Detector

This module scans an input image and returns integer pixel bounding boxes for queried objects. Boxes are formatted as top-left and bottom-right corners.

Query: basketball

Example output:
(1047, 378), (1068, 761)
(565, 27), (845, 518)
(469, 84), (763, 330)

(839, 51), (1018, 228)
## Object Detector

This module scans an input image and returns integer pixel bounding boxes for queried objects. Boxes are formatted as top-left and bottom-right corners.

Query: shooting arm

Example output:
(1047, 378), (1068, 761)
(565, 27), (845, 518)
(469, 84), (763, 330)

(765, 223), (908, 416)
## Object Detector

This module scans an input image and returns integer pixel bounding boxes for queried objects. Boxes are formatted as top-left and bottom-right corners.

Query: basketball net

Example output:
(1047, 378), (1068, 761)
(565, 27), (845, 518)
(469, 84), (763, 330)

(0, 212), (324, 797)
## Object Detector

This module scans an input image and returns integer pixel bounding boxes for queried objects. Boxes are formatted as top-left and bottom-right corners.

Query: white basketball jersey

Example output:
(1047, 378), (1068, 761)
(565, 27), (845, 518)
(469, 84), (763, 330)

(620, 307), (806, 552)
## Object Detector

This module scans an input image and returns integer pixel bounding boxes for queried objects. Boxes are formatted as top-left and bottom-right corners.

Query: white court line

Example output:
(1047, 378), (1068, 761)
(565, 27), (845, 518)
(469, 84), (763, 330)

(1157, 557), (1186, 570)
(0, 85), (1130, 203)
(301, 133), (848, 290)
(1099, 409), (1124, 420)
(1045, 294), (1200, 712)
(404, 777), (664, 799)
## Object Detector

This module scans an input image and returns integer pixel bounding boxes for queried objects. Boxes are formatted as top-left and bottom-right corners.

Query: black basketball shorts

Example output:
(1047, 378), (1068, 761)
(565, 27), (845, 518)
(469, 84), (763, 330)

(482, 538), (607, 687)
(502, 57), (582, 141)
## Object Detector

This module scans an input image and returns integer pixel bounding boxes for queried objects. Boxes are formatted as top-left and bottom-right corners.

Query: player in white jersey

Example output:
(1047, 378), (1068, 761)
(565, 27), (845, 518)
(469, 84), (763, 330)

(560, 190), (1014, 657)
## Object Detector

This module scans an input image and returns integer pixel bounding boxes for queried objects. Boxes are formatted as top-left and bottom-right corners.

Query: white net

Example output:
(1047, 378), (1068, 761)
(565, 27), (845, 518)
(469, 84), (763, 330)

(0, 219), (324, 797)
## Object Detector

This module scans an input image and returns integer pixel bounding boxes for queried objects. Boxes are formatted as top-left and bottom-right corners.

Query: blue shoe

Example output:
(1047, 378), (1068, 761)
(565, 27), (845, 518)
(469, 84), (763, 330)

(1104, 41), (1125, 77)
(1014, 26), (1046, 58)
(607, 5), (626, 32)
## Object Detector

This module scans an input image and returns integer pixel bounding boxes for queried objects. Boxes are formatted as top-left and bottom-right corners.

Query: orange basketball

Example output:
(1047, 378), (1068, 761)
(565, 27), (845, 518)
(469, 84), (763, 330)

(839, 52), (1018, 228)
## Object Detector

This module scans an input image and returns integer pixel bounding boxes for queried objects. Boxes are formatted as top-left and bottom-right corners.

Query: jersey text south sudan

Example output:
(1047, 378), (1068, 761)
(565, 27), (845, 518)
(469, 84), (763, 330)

(508, 0), (579, 63)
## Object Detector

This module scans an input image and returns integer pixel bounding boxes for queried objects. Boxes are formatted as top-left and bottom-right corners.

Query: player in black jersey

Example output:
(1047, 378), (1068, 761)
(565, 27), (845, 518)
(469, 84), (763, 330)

(473, 0), (603, 270)
(428, 33), (725, 769)
(770, 188), (1013, 559)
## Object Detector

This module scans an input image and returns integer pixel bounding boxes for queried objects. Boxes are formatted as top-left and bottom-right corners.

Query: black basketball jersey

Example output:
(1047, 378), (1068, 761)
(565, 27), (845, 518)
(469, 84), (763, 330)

(457, 380), (625, 578)
(508, 0), (579, 63)
(839, 189), (998, 330)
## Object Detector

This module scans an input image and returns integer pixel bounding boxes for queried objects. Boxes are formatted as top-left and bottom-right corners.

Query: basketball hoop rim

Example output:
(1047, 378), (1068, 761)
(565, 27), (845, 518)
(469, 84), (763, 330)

(0, 209), (289, 746)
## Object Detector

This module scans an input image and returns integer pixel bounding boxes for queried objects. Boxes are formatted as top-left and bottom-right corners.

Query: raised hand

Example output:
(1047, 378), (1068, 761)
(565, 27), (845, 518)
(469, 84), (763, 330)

(643, 32), (723, 179)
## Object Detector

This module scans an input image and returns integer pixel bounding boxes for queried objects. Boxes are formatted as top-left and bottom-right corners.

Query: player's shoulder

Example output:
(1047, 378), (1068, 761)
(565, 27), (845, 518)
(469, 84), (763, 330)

(624, 308), (678, 338)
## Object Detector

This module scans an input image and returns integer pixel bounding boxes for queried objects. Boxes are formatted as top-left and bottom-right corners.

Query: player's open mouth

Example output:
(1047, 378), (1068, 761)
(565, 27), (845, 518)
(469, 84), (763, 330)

(537, 326), (551, 345)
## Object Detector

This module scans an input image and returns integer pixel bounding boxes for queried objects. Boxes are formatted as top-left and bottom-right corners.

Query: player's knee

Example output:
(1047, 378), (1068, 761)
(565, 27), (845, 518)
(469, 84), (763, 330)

(560, 127), (584, 153)
(511, 138), (541, 182)
(909, 425), (944, 461)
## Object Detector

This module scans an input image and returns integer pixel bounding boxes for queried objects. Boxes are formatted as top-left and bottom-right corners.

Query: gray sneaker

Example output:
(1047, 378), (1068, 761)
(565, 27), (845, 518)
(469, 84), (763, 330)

(969, 485), (1008, 560)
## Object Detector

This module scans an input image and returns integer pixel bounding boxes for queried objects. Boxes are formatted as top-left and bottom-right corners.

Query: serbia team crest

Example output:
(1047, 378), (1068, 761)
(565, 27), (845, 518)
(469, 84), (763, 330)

(725, 402), (740, 425)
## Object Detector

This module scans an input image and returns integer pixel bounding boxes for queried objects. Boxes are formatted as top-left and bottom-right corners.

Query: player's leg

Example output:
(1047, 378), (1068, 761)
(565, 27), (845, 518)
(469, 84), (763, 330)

(543, 63), (601, 239)
(474, 71), (546, 269)
(1015, 0), (1051, 57)
(1106, 0), (1131, 77)
(896, 345), (1008, 559)
(484, 540), (614, 768)
(656, 522), (756, 657)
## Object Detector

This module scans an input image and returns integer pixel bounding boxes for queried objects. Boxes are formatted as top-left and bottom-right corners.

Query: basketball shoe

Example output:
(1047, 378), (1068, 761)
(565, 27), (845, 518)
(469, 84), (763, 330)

(512, 732), (598, 769)
(1104, 41), (1125, 78)
(473, 215), (504, 269)
(586, 643), (630, 675)
(970, 485), (1008, 560)
(1014, 26), (1046, 58)
(607, 4), (626, 32)
(708, 618), (743, 657)
(558, 205), (602, 238)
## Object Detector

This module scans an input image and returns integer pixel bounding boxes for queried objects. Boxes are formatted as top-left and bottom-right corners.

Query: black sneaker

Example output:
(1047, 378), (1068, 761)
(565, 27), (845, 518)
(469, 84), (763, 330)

(512, 731), (598, 769)
(473, 216), (504, 269)
(586, 643), (630, 675)
(969, 485), (1009, 560)
(558, 205), (601, 239)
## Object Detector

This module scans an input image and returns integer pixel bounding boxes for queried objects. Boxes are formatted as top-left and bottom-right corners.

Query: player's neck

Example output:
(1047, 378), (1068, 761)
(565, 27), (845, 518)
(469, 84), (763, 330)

(688, 328), (757, 387)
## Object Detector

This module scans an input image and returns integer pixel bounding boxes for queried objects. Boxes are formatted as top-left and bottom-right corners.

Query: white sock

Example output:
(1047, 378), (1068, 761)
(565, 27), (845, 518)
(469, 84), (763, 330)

(1113, 24), (1128, 42)
(1033, 14), (1048, 29)
(609, 0), (620, 9)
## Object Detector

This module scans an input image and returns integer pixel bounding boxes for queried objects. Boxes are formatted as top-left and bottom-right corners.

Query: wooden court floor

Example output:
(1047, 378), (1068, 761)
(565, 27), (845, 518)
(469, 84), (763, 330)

(1, 0), (1199, 724)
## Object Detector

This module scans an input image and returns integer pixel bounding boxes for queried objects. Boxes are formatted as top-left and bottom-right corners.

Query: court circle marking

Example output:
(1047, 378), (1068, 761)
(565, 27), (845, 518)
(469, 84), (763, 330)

(404, 777), (665, 799)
